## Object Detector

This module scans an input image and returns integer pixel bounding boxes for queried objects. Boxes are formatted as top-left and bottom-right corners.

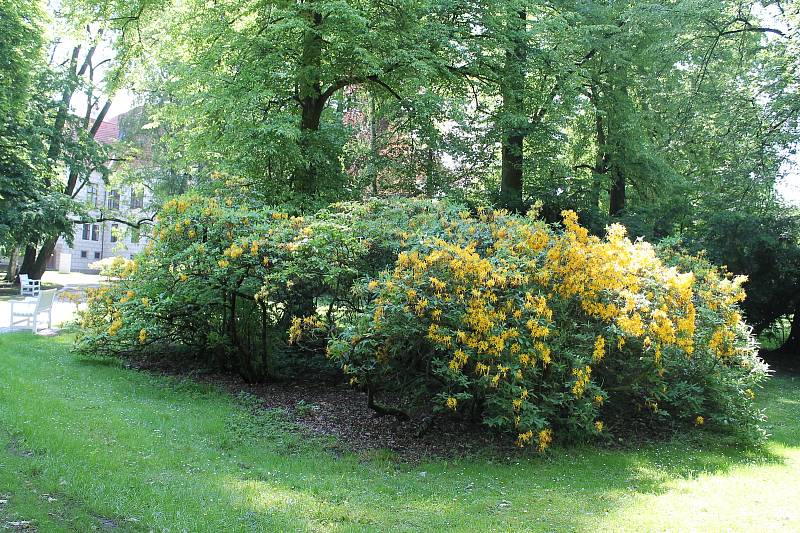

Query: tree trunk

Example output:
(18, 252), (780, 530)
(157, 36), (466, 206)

(369, 94), (379, 196)
(500, 133), (524, 211)
(19, 245), (37, 276)
(28, 238), (57, 280)
(5, 246), (19, 282)
(295, 6), (325, 196)
(499, 9), (527, 212)
(425, 147), (436, 196)
(588, 84), (608, 212)
(609, 174), (625, 216)
(777, 305), (800, 354)
(592, 106), (606, 209)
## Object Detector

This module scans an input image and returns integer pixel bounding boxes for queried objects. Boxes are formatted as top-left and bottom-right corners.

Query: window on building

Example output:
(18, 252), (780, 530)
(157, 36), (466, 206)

(80, 251), (87, 258)
(94, 251), (101, 259)
(130, 227), (141, 244)
(110, 223), (119, 243)
(82, 223), (90, 240)
(130, 189), (144, 209)
(107, 189), (120, 210)
(86, 184), (98, 207)
(91, 224), (99, 241)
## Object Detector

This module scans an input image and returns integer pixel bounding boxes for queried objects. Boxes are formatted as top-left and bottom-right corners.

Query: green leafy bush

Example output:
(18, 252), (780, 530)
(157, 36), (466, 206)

(682, 210), (800, 345)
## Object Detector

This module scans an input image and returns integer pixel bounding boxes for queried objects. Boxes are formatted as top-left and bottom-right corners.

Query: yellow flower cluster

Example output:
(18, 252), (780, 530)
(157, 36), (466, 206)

(592, 336), (605, 363)
(224, 243), (244, 259)
(108, 318), (122, 336)
(544, 212), (705, 367)
(709, 327), (735, 358)
(288, 315), (325, 344)
(516, 430), (534, 447)
(537, 428), (553, 452)
(571, 366), (592, 398)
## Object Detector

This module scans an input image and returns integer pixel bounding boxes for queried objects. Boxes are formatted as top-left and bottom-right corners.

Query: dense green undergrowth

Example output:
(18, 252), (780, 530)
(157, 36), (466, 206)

(1, 332), (798, 532)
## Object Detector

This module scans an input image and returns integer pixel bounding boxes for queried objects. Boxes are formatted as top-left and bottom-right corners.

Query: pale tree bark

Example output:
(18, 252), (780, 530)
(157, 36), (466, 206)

(5, 246), (19, 282)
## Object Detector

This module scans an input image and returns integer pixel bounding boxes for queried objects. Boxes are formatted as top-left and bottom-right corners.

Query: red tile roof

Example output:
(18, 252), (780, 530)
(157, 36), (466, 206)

(93, 114), (120, 145)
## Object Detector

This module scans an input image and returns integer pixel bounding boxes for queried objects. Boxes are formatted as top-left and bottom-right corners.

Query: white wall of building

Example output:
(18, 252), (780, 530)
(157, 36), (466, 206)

(52, 171), (153, 272)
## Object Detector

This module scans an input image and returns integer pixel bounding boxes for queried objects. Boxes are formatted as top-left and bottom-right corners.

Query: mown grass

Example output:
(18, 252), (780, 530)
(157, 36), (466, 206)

(0, 332), (798, 532)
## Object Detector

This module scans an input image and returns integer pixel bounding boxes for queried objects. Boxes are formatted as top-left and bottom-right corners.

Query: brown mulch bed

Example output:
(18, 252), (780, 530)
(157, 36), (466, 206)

(126, 358), (516, 462)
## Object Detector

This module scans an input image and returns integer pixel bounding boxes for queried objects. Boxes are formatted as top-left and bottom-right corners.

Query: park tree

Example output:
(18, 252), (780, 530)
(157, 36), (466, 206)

(57, 0), (800, 345)
(14, 23), (117, 280)
(0, 0), (46, 277)
(70, 0), (461, 206)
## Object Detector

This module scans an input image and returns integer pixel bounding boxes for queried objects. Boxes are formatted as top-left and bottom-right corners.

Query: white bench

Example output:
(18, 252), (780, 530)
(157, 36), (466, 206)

(19, 274), (40, 297)
(10, 289), (58, 333)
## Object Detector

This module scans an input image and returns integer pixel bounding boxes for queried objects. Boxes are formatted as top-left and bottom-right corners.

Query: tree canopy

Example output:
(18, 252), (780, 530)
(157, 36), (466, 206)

(3, 0), (800, 348)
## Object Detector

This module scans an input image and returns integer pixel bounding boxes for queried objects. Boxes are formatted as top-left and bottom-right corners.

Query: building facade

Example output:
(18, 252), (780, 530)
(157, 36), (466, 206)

(50, 175), (151, 272)
(49, 113), (153, 272)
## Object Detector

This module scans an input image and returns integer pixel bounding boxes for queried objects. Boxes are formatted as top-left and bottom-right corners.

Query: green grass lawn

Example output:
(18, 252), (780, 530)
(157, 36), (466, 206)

(1, 333), (799, 532)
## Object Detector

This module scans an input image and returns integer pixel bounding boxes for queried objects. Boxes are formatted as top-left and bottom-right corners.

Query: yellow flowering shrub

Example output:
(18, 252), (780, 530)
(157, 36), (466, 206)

(328, 208), (768, 446)
(76, 193), (767, 445)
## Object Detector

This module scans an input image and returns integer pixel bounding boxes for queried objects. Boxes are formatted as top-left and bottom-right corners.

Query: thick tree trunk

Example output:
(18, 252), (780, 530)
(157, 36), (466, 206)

(499, 9), (527, 212)
(588, 84), (609, 212)
(19, 245), (37, 276)
(777, 306), (800, 354)
(500, 134), (524, 210)
(609, 174), (625, 216)
(29, 238), (57, 280)
(592, 102), (606, 209)
(295, 7), (325, 196)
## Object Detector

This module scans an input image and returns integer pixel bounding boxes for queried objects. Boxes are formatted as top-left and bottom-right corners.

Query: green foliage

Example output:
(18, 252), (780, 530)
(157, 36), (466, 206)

(0, 0), (47, 250)
(82, 0), (459, 203)
(0, 13), (114, 264)
(680, 209), (800, 335)
(0, 0), (44, 116)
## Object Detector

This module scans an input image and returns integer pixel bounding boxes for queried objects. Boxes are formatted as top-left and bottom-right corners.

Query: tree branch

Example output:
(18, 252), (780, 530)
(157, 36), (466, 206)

(73, 213), (157, 228)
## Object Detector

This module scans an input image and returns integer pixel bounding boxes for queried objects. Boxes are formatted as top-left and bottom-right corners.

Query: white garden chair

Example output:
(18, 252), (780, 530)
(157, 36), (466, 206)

(10, 289), (58, 333)
(19, 274), (41, 297)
